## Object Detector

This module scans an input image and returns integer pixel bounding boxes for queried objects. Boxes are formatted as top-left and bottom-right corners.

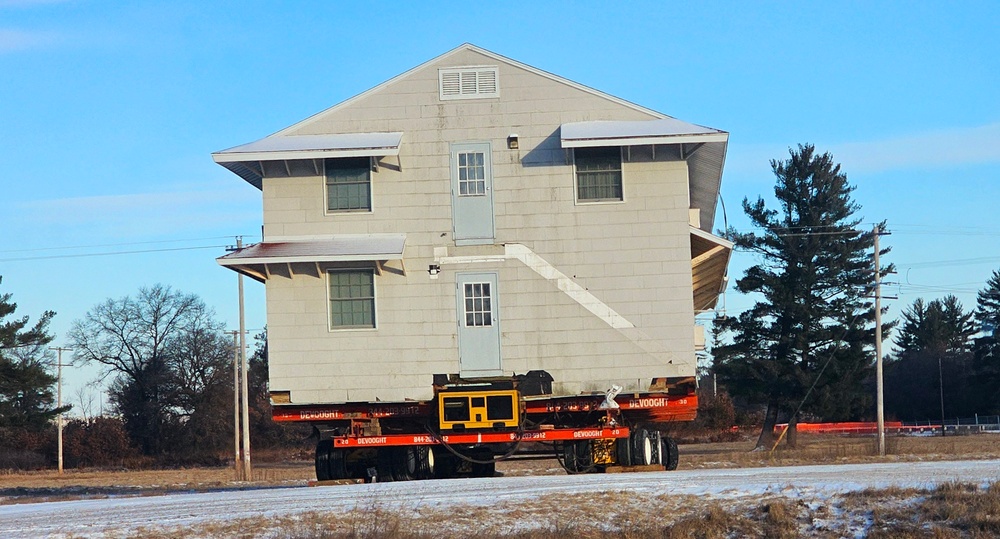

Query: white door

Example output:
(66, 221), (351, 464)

(450, 142), (495, 246)
(456, 272), (502, 377)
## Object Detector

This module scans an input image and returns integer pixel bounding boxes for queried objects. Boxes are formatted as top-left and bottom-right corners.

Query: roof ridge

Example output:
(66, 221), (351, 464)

(273, 43), (666, 137)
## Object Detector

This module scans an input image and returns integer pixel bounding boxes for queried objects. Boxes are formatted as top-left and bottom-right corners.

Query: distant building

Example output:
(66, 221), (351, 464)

(214, 44), (731, 404)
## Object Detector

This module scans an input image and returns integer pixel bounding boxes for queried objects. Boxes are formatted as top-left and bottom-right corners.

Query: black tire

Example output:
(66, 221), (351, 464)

(433, 448), (459, 479)
(392, 446), (419, 481)
(328, 447), (348, 480)
(375, 447), (396, 482)
(561, 442), (581, 473)
(471, 459), (496, 478)
(574, 440), (593, 471)
(315, 440), (332, 481)
(616, 436), (632, 467)
(661, 436), (679, 471)
(630, 428), (653, 466)
(415, 446), (435, 479)
(470, 447), (496, 477)
(649, 431), (663, 465)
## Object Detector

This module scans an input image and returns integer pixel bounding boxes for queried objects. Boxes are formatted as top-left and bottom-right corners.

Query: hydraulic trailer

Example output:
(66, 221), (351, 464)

(274, 376), (696, 482)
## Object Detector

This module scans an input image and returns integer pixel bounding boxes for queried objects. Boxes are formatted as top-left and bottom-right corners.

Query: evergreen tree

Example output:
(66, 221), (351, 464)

(973, 270), (1000, 413)
(714, 144), (890, 449)
(0, 276), (64, 433)
(885, 296), (975, 420)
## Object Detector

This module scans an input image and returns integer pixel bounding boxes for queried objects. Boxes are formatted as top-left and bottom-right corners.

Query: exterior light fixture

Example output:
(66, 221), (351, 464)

(507, 134), (519, 150)
(428, 264), (441, 279)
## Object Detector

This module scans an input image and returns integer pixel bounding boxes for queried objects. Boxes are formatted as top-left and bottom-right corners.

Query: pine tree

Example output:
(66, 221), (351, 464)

(973, 270), (1000, 413)
(885, 295), (975, 420)
(714, 144), (890, 449)
(0, 276), (62, 433)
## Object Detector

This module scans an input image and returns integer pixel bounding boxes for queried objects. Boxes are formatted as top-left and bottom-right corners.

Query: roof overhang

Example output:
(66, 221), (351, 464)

(560, 119), (728, 232)
(217, 234), (406, 283)
(212, 132), (403, 189)
(690, 227), (732, 312)
(560, 118), (728, 148)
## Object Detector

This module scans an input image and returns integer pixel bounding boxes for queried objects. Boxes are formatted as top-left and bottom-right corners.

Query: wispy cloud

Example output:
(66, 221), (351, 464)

(725, 123), (1000, 179)
(832, 123), (1000, 174)
(0, 28), (60, 53)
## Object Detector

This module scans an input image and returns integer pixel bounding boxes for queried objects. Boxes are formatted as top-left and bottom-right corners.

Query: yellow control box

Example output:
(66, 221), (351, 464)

(438, 390), (520, 430)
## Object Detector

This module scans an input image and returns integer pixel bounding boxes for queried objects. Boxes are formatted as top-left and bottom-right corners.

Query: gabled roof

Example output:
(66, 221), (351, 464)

(212, 44), (728, 231)
(273, 43), (668, 136)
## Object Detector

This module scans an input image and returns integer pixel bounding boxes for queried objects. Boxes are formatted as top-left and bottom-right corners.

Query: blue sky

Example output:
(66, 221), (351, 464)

(2, 1), (998, 407)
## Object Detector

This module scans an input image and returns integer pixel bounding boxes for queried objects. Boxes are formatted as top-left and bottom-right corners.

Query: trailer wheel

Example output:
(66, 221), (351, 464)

(315, 440), (332, 481)
(561, 441), (591, 473)
(416, 446), (435, 479)
(469, 447), (496, 478)
(574, 440), (593, 471)
(391, 446), (419, 481)
(661, 436), (679, 471)
(471, 459), (496, 478)
(630, 428), (653, 466)
(649, 431), (663, 465)
(375, 448), (396, 482)
(615, 436), (632, 467)
(328, 447), (348, 480)
(433, 448), (459, 479)
(561, 442), (581, 473)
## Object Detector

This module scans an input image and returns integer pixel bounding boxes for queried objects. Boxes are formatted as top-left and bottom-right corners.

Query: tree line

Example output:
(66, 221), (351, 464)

(713, 144), (1000, 449)
(0, 282), (302, 469)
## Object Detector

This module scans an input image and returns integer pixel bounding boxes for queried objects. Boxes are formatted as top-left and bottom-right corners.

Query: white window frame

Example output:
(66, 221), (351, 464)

(326, 269), (377, 331)
(324, 157), (374, 215)
(439, 66), (500, 101)
(573, 147), (626, 205)
(462, 281), (494, 327)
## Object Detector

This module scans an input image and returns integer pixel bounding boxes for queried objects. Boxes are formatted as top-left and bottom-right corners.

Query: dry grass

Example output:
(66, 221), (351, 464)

(119, 481), (996, 539)
(104, 492), (807, 539)
(29, 477), (1000, 538)
(675, 432), (1000, 470)
(0, 464), (309, 505)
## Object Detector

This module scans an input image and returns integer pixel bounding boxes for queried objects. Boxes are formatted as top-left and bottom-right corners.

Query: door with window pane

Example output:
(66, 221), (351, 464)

(456, 272), (502, 376)
(450, 142), (495, 245)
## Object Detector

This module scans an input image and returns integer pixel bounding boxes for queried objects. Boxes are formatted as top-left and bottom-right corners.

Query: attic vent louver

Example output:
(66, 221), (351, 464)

(439, 66), (500, 100)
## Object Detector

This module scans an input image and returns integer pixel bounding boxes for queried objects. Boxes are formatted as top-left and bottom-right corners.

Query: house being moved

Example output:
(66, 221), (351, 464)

(214, 43), (732, 408)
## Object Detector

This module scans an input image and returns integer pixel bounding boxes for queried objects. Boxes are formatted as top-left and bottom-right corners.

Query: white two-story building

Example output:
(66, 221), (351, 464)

(214, 44), (731, 406)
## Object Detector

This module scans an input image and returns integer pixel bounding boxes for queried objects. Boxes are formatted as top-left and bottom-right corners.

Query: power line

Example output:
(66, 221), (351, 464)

(896, 256), (1000, 269)
(0, 235), (253, 255)
(0, 244), (230, 263)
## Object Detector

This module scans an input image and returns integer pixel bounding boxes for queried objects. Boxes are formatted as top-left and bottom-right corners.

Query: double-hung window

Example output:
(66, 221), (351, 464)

(328, 270), (375, 329)
(326, 157), (371, 212)
(575, 147), (623, 202)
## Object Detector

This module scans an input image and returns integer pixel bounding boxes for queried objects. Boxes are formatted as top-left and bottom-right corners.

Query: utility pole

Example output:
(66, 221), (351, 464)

(231, 330), (242, 480)
(873, 225), (886, 457)
(227, 236), (252, 481)
(237, 236), (251, 480)
(49, 346), (73, 474)
(938, 355), (946, 437)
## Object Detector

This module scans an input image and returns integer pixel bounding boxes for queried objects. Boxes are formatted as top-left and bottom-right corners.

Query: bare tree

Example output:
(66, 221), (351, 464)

(69, 284), (232, 457)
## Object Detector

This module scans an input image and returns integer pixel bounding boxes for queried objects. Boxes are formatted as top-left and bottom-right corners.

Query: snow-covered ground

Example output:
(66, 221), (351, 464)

(2, 459), (998, 538)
